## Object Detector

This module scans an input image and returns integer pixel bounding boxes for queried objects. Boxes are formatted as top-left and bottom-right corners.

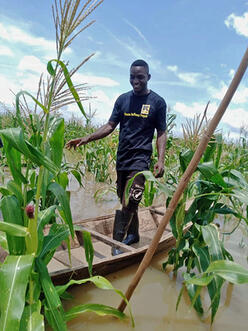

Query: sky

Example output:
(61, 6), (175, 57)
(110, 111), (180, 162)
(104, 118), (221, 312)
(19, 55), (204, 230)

(0, 0), (248, 140)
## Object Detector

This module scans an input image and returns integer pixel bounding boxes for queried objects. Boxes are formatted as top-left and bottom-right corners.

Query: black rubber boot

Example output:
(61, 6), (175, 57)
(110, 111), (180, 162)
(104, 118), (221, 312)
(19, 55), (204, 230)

(112, 209), (133, 256)
(123, 211), (140, 245)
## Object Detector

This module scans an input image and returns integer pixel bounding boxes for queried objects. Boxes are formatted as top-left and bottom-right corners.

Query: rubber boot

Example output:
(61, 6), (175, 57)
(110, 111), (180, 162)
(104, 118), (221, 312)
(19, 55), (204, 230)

(112, 209), (133, 256)
(123, 211), (140, 245)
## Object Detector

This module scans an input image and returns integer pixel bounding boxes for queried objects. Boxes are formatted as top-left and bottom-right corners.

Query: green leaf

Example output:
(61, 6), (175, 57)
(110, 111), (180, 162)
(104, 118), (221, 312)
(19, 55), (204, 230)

(192, 245), (210, 272)
(47, 60), (88, 119)
(207, 276), (223, 324)
(184, 273), (204, 316)
(203, 136), (217, 162)
(0, 222), (28, 237)
(71, 169), (83, 187)
(184, 259), (246, 323)
(212, 203), (237, 216)
(0, 128), (58, 174)
(143, 180), (156, 206)
(29, 170), (37, 189)
(56, 275), (134, 326)
(37, 206), (57, 254)
(48, 182), (74, 237)
(1, 195), (25, 254)
(214, 133), (223, 168)
(20, 301), (44, 331)
(2, 137), (26, 185)
(38, 206), (57, 233)
(0, 231), (8, 251)
(56, 276), (117, 296)
(57, 172), (69, 190)
(0, 187), (11, 196)
(59, 291), (74, 300)
(7, 180), (24, 205)
(49, 118), (64, 168)
(26, 141), (58, 174)
(179, 149), (194, 173)
(43, 249), (57, 266)
(184, 274), (214, 286)
(201, 224), (223, 261)
(206, 260), (248, 284)
(41, 168), (52, 209)
(39, 224), (70, 260)
(83, 231), (94, 277)
(0, 255), (34, 331)
(175, 200), (185, 240)
(197, 162), (217, 179)
(36, 258), (66, 331)
(65, 303), (126, 322)
(209, 173), (228, 188)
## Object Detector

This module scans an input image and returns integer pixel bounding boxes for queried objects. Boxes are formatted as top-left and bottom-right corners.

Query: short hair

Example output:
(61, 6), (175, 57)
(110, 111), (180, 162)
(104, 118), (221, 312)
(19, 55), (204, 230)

(130, 59), (149, 74)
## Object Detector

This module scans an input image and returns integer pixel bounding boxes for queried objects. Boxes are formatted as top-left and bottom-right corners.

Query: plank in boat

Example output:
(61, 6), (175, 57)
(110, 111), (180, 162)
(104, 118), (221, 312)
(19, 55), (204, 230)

(48, 206), (185, 285)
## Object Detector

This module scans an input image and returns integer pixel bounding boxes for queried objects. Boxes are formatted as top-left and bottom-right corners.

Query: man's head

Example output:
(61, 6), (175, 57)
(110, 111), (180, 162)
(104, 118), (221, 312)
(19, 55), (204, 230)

(130, 59), (151, 95)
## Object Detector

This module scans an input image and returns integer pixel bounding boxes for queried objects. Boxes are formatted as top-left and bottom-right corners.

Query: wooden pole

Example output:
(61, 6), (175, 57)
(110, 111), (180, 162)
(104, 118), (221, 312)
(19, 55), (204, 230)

(118, 47), (248, 312)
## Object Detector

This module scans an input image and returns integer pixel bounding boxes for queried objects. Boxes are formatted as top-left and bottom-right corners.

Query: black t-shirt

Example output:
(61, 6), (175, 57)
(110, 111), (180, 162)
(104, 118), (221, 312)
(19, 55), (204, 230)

(109, 90), (167, 171)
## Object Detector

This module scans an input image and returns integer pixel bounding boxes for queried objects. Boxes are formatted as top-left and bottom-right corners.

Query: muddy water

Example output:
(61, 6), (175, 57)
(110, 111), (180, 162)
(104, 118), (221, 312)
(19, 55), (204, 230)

(1, 154), (248, 329)
(65, 174), (248, 331)
(66, 149), (120, 220)
(68, 172), (120, 220)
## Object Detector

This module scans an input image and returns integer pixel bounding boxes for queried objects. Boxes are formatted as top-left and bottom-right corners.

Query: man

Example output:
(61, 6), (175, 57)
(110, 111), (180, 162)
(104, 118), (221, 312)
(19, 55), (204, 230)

(66, 59), (167, 255)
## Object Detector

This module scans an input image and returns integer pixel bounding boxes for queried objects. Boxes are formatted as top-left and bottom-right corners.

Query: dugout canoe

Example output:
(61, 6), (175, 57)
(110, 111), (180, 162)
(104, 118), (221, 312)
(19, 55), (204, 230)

(49, 205), (192, 285)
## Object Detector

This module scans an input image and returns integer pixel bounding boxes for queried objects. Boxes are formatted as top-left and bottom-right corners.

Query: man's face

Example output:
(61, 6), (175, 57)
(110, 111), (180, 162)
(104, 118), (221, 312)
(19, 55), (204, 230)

(130, 66), (150, 95)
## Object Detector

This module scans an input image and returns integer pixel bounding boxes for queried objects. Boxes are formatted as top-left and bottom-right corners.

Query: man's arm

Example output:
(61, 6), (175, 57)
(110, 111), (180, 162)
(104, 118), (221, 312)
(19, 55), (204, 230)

(66, 121), (117, 150)
(153, 130), (167, 178)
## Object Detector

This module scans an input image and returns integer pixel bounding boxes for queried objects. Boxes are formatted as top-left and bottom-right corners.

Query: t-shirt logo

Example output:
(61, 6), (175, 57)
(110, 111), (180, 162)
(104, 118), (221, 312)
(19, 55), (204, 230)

(141, 104), (150, 115)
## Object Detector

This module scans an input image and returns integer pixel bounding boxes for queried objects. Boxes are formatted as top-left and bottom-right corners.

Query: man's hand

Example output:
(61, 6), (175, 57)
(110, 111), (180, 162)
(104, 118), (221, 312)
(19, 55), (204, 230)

(66, 122), (116, 150)
(153, 160), (164, 178)
(66, 137), (88, 150)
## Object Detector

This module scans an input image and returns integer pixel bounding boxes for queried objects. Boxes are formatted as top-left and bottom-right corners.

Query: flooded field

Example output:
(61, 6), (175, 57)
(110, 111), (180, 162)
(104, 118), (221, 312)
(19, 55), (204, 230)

(1, 159), (247, 330)
(64, 177), (248, 331)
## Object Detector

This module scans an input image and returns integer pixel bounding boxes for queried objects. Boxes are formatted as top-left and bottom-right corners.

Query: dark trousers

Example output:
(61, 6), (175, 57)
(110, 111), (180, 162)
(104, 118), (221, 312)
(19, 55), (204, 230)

(116, 170), (145, 212)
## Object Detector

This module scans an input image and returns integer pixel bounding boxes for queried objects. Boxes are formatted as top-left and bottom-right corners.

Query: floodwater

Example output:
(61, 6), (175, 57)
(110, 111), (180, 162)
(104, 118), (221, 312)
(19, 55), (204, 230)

(68, 171), (120, 221)
(66, 149), (120, 220)
(64, 173), (248, 331)
(2, 153), (247, 330)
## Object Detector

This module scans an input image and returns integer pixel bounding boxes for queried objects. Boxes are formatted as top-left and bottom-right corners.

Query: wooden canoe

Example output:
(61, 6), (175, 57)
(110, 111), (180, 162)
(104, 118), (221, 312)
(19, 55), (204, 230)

(49, 205), (191, 285)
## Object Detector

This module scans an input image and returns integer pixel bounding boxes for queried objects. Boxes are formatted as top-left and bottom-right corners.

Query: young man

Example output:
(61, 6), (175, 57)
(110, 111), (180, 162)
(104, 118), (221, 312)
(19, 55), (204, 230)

(66, 59), (167, 255)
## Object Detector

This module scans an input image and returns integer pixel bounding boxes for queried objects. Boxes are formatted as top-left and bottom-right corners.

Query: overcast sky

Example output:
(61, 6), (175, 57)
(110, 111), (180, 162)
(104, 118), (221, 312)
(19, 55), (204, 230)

(0, 0), (248, 140)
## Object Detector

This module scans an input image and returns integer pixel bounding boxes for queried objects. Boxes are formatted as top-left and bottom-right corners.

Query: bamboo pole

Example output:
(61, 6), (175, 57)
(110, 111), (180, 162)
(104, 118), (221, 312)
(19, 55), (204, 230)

(118, 47), (248, 312)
